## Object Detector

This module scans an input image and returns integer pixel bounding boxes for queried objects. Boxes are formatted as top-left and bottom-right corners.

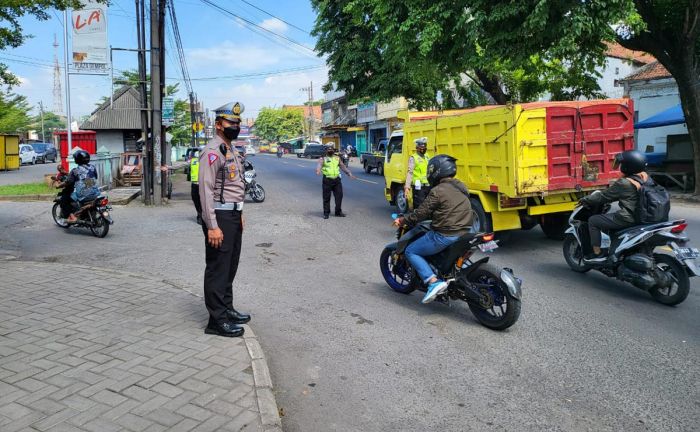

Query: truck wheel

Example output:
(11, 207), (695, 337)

(364, 162), (371, 173)
(395, 187), (408, 214)
(540, 213), (570, 240)
(469, 197), (493, 234)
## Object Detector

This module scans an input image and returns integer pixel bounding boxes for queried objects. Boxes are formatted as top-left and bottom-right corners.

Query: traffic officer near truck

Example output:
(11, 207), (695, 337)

(198, 101), (251, 338)
(315, 144), (356, 218)
(404, 137), (432, 210)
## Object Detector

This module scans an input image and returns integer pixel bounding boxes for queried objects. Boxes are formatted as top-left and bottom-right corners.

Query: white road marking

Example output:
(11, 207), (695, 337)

(355, 178), (379, 185)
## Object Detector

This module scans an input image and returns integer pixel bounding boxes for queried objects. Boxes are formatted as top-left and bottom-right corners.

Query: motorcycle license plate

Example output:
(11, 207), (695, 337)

(478, 240), (498, 252)
(674, 247), (700, 260)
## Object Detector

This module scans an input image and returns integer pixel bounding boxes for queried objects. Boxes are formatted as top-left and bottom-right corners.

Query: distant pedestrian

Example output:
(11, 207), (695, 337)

(404, 137), (432, 210)
(315, 144), (356, 219)
(189, 147), (203, 225)
(198, 100), (251, 338)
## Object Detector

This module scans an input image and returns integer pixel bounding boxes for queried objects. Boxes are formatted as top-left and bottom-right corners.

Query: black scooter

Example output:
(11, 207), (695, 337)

(52, 192), (113, 238)
(380, 214), (522, 330)
(563, 202), (698, 305)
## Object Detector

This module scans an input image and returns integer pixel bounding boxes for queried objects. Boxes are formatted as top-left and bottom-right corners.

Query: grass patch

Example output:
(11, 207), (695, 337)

(0, 182), (56, 196)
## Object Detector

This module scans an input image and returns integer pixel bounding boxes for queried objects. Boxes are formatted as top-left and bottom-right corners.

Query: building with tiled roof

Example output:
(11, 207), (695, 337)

(604, 42), (655, 65)
(618, 61), (671, 82)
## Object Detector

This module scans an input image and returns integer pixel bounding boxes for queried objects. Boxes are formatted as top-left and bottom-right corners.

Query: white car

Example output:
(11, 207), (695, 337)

(19, 144), (37, 165)
(245, 145), (256, 156)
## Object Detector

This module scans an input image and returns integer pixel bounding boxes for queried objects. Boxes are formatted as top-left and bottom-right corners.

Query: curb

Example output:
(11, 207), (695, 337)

(671, 193), (700, 205)
(244, 327), (283, 431)
(0, 259), (282, 430)
(0, 189), (140, 204)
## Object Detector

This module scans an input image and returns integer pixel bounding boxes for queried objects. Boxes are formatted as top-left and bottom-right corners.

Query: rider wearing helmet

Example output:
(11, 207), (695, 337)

(393, 154), (473, 303)
(58, 150), (99, 223)
(579, 150), (650, 263)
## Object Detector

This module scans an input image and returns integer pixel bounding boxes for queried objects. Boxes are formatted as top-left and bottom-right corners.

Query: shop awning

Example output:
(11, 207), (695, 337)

(635, 104), (685, 129)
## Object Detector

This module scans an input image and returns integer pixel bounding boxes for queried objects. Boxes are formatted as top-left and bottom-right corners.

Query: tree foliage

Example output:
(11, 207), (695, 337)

(0, 92), (31, 133)
(254, 108), (304, 143)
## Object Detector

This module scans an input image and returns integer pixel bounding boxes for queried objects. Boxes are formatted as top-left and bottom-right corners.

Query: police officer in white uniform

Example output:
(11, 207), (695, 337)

(198, 101), (250, 337)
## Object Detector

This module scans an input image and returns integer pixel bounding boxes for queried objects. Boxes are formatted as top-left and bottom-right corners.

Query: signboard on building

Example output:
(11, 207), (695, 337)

(72, 1), (109, 74)
(162, 97), (174, 126)
(357, 102), (377, 124)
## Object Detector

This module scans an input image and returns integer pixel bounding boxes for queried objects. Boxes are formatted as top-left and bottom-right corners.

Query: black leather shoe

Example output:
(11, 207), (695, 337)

(323, 214), (329, 219)
(196, 215), (203, 225)
(335, 212), (346, 217)
(205, 319), (244, 337)
(225, 308), (251, 324)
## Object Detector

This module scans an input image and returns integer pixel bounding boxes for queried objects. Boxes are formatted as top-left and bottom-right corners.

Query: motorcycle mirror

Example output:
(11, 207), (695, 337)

(391, 213), (398, 219)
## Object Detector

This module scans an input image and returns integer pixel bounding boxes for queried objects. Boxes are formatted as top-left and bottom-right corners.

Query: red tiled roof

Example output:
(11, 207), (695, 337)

(620, 61), (672, 82)
(604, 41), (655, 64)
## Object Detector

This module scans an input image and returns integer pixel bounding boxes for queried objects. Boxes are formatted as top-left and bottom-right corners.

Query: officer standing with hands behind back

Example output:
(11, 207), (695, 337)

(316, 144), (356, 219)
(198, 101), (251, 337)
(404, 137), (432, 210)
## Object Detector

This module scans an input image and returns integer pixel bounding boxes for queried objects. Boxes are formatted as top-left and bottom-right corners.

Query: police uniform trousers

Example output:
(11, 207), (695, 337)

(201, 209), (243, 322)
(412, 186), (430, 210)
(191, 183), (202, 217)
(322, 176), (343, 216)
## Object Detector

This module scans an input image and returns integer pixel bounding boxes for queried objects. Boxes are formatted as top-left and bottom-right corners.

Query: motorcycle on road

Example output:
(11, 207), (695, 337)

(243, 160), (265, 203)
(380, 214), (522, 330)
(563, 203), (698, 305)
(52, 193), (113, 238)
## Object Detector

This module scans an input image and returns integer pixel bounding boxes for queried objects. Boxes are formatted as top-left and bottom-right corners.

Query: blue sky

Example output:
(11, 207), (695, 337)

(6, 0), (327, 120)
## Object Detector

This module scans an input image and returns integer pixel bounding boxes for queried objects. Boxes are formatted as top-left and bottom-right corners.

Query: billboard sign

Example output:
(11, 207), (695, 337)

(72, 1), (109, 74)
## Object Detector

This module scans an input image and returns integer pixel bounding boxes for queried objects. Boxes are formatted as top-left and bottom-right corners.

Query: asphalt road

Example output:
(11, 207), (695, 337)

(0, 160), (57, 186)
(1, 153), (698, 432)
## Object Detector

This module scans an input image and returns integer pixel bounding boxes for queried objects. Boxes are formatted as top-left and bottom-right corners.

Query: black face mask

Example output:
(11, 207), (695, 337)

(223, 126), (240, 140)
(326, 150), (335, 156)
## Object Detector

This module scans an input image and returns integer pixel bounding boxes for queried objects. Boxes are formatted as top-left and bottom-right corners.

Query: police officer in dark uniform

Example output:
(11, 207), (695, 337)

(198, 101), (250, 337)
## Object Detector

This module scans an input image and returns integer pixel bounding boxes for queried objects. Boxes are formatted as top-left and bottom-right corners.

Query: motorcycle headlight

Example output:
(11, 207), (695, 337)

(500, 269), (522, 299)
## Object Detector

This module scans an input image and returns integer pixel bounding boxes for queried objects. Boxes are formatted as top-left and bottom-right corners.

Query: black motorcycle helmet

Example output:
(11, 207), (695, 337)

(427, 154), (457, 186)
(613, 150), (647, 176)
(73, 150), (90, 165)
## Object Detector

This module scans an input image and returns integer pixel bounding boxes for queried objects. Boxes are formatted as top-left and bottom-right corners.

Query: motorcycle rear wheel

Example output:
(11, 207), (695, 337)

(562, 235), (591, 273)
(51, 203), (69, 228)
(379, 247), (414, 294)
(250, 184), (265, 202)
(649, 254), (690, 305)
(90, 216), (110, 238)
(465, 263), (521, 330)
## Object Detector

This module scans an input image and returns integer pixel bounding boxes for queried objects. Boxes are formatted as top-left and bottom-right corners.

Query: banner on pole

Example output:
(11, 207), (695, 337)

(72, 1), (109, 75)
(163, 97), (175, 126)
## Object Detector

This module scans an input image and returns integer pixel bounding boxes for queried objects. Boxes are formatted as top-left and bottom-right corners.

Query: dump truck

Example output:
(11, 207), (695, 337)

(383, 99), (635, 239)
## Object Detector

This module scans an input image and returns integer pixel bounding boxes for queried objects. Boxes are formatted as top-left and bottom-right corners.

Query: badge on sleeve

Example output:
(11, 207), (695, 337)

(208, 153), (219, 165)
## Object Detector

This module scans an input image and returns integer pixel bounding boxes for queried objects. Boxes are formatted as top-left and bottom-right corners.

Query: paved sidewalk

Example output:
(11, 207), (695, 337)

(0, 261), (281, 432)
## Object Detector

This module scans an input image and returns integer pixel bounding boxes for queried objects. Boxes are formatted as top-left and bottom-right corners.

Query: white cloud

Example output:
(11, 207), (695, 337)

(17, 76), (32, 89)
(188, 41), (283, 72)
(259, 18), (288, 34)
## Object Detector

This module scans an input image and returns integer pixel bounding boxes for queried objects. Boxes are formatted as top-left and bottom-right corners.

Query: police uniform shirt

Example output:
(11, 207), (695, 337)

(198, 137), (245, 229)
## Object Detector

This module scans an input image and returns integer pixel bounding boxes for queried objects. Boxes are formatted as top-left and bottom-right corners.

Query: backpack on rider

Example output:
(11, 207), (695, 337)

(628, 175), (670, 224)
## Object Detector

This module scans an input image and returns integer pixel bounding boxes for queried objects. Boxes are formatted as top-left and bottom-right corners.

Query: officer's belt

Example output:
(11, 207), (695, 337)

(214, 202), (244, 211)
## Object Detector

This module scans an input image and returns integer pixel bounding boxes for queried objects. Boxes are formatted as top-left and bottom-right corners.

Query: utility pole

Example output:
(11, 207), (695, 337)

(63, 9), (72, 156)
(150, 0), (163, 205)
(300, 81), (314, 141)
(38, 101), (46, 142)
(136, 0), (151, 204)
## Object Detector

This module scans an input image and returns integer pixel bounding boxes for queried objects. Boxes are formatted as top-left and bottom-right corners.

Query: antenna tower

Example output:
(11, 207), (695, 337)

(53, 34), (64, 115)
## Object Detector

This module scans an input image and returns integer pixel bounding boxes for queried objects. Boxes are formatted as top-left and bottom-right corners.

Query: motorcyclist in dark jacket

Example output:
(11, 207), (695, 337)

(58, 150), (99, 223)
(393, 155), (473, 303)
(580, 150), (649, 262)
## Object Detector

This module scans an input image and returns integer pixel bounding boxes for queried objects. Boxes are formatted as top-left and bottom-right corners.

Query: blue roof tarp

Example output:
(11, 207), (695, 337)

(635, 104), (685, 129)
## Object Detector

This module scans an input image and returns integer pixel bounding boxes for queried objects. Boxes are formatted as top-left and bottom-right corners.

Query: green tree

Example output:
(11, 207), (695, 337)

(0, 1), (102, 87)
(0, 92), (31, 133)
(254, 107), (304, 143)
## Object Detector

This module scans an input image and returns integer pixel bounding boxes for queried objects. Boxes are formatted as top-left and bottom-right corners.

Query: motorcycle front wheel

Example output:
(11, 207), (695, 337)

(562, 234), (591, 273)
(250, 184), (265, 202)
(90, 215), (110, 238)
(465, 263), (521, 330)
(379, 247), (415, 294)
(649, 254), (690, 305)
(51, 203), (69, 228)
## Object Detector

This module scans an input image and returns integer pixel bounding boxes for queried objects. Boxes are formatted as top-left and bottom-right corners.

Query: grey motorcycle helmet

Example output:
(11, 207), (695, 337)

(427, 154), (457, 187)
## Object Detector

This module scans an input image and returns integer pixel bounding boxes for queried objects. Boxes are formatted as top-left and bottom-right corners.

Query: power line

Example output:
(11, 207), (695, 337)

(236, 0), (309, 34)
(199, 0), (317, 57)
(184, 64), (326, 81)
(166, 0), (193, 96)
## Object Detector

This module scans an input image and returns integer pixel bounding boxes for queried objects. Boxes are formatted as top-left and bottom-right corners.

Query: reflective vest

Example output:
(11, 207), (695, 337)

(321, 156), (340, 178)
(190, 157), (199, 184)
(412, 152), (431, 185)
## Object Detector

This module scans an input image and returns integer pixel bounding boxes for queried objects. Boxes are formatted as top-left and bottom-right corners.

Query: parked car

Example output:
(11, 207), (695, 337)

(31, 143), (58, 164)
(301, 143), (326, 159)
(270, 143), (279, 154)
(259, 143), (270, 153)
(360, 138), (388, 174)
(19, 144), (37, 165)
(245, 145), (256, 156)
